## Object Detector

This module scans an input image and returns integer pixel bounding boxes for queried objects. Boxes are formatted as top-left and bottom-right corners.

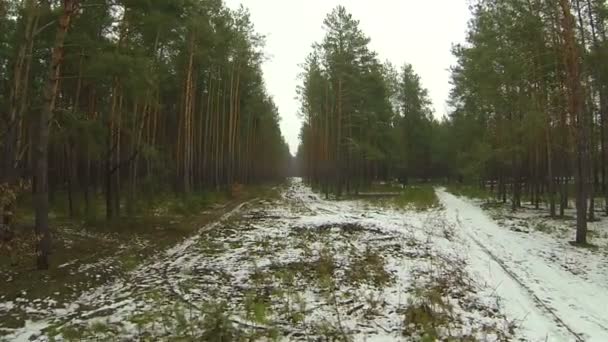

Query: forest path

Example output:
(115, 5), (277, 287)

(438, 189), (608, 342)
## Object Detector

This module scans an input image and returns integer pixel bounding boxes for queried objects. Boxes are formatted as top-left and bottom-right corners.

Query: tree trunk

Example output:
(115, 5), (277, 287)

(586, 0), (608, 215)
(336, 77), (343, 197)
(34, 0), (79, 270)
(547, 117), (557, 217)
(181, 35), (195, 193)
(106, 80), (119, 220)
(560, 0), (589, 244)
(2, 0), (39, 228)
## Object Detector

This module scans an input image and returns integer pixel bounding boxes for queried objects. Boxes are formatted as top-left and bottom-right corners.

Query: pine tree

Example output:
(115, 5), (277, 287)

(0, 0), (291, 268)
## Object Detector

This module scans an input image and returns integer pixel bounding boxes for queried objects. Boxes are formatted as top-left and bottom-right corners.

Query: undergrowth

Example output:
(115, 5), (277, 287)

(0, 183), (286, 336)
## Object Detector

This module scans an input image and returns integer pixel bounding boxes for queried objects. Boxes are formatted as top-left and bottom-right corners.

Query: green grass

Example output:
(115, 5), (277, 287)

(364, 182), (404, 193)
(534, 222), (554, 233)
(445, 184), (493, 200)
(357, 184), (439, 210)
(392, 186), (440, 210)
(166, 191), (229, 216)
(243, 183), (284, 201)
(345, 246), (393, 287)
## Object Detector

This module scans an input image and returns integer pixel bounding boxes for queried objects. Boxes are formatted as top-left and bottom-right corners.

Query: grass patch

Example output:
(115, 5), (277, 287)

(345, 246), (393, 287)
(393, 186), (439, 210)
(360, 185), (439, 210)
(167, 192), (229, 216)
(265, 247), (337, 288)
(446, 184), (493, 200)
(403, 287), (453, 341)
(200, 301), (240, 341)
(118, 253), (141, 272)
(56, 299), (245, 341)
(199, 238), (229, 256)
(535, 222), (554, 233)
(244, 183), (284, 200)
(363, 182), (404, 193)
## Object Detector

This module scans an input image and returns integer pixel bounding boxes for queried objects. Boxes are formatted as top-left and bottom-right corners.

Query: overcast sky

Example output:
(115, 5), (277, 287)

(224, 0), (472, 155)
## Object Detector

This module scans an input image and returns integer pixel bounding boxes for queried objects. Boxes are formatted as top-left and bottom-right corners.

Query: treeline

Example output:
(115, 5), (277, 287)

(298, 1), (605, 245)
(446, 0), (608, 244)
(296, 6), (446, 198)
(0, 0), (290, 268)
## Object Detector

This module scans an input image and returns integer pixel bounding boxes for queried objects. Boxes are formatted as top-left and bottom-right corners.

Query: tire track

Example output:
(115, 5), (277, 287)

(454, 210), (585, 342)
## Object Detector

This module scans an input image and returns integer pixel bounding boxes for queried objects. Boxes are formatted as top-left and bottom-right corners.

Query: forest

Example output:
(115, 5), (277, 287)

(2, 0), (608, 341)
(0, 0), (290, 270)
(297, 0), (608, 246)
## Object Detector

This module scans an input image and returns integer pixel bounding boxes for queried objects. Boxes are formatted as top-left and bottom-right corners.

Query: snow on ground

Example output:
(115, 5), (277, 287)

(438, 188), (608, 342)
(2, 179), (518, 341)
(9, 180), (606, 341)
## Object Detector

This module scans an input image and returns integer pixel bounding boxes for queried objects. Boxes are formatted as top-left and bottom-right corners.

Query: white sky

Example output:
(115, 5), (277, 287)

(224, 0), (472, 155)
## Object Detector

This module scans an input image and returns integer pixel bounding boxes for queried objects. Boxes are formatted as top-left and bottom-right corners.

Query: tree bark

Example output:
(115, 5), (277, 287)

(560, 0), (589, 244)
(34, 0), (79, 270)
(2, 0), (39, 228)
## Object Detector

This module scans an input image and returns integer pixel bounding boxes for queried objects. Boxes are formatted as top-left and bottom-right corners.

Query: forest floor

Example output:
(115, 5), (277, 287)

(0, 185), (279, 339)
(1, 179), (607, 341)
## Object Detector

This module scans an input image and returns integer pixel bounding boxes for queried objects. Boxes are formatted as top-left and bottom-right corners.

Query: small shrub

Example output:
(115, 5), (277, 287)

(200, 301), (238, 341)
(403, 286), (453, 340)
(346, 246), (393, 287)
(244, 292), (270, 325)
